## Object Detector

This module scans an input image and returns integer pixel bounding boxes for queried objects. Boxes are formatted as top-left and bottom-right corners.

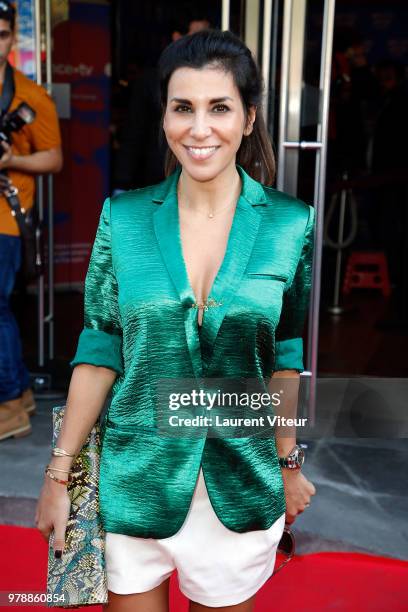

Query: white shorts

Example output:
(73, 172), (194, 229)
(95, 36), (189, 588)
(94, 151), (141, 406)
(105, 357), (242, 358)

(105, 467), (286, 608)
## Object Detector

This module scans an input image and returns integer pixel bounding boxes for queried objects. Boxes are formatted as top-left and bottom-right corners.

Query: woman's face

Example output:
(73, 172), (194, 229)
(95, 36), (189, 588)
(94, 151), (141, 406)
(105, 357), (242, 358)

(163, 65), (256, 182)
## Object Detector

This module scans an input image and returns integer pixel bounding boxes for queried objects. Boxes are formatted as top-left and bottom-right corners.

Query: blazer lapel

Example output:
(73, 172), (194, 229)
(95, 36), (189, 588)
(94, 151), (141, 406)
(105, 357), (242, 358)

(152, 168), (203, 380)
(152, 168), (190, 304)
(151, 164), (268, 379)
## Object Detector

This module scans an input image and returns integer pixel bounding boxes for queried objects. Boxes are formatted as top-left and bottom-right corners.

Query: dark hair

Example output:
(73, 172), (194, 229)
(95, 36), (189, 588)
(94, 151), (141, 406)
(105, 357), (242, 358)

(0, 1), (15, 30)
(158, 29), (275, 185)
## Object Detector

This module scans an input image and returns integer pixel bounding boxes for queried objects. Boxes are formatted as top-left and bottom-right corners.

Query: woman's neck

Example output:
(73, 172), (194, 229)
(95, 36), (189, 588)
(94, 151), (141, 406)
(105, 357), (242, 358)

(178, 162), (242, 213)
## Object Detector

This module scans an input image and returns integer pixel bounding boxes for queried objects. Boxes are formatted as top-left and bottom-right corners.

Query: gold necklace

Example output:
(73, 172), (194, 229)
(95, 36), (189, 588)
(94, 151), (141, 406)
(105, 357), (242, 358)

(179, 200), (237, 219)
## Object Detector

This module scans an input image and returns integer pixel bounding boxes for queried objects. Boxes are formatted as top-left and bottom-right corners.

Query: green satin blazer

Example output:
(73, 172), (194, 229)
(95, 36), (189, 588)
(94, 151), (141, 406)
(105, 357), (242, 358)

(71, 164), (315, 538)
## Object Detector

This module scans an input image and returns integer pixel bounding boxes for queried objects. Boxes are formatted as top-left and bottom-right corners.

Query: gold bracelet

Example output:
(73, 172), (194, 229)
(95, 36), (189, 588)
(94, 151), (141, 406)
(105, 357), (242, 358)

(52, 447), (75, 457)
(46, 465), (71, 474)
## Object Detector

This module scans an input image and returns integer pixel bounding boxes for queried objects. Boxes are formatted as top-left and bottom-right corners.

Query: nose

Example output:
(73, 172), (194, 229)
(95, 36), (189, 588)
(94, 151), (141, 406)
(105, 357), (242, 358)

(190, 110), (212, 140)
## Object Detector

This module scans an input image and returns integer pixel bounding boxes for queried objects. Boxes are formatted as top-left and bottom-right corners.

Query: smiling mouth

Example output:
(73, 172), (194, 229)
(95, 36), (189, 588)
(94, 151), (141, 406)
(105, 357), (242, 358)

(183, 145), (220, 160)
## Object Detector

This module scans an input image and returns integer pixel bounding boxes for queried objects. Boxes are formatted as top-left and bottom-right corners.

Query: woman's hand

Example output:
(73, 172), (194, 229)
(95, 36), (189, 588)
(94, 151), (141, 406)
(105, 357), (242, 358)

(281, 469), (316, 525)
(35, 476), (71, 557)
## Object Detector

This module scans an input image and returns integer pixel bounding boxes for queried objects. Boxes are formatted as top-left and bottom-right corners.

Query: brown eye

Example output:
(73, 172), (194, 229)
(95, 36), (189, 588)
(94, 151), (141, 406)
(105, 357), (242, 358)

(174, 105), (192, 112)
(213, 104), (230, 113)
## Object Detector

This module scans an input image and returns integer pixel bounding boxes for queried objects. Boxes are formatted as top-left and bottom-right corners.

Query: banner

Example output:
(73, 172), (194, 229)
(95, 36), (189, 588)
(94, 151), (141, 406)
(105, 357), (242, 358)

(12, 0), (36, 80)
(52, 0), (111, 287)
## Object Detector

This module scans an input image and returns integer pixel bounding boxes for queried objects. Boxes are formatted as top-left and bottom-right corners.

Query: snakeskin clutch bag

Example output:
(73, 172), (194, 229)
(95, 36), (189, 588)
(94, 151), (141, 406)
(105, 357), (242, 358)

(46, 405), (108, 608)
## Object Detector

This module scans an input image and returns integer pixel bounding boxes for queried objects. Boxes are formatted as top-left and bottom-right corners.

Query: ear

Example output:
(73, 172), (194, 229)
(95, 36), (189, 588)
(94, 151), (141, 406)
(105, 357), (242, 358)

(244, 106), (257, 136)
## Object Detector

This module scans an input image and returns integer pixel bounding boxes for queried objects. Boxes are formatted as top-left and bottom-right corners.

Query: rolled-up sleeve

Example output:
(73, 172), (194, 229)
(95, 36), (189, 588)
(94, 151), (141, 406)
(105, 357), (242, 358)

(274, 204), (315, 373)
(70, 198), (124, 375)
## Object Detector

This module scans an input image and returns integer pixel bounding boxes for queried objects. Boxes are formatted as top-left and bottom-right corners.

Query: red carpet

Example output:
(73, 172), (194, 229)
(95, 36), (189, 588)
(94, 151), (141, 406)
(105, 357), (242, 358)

(1, 525), (407, 611)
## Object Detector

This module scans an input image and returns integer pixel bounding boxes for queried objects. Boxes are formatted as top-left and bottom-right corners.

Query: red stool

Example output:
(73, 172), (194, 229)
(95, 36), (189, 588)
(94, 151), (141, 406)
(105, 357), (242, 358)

(342, 251), (391, 297)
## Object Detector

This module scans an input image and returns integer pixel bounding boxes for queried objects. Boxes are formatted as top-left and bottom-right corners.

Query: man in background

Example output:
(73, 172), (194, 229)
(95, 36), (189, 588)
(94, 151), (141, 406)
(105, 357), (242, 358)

(0, 1), (62, 441)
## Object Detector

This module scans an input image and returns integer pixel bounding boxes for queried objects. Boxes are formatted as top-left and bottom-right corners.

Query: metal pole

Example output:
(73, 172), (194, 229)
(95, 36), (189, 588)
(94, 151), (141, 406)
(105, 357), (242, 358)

(34, 0), (45, 367)
(45, 0), (52, 86)
(34, 0), (41, 84)
(307, 0), (336, 425)
(277, 0), (306, 196)
(222, 0), (230, 31)
(261, 0), (273, 123)
(277, 0), (291, 191)
(244, 0), (260, 59)
(268, 0), (279, 139)
(332, 179), (348, 312)
(283, 141), (323, 150)
(44, 0), (55, 359)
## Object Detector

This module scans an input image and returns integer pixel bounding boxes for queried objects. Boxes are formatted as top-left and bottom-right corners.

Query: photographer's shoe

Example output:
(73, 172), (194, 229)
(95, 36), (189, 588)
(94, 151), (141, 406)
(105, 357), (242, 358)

(21, 388), (36, 416)
(0, 399), (32, 441)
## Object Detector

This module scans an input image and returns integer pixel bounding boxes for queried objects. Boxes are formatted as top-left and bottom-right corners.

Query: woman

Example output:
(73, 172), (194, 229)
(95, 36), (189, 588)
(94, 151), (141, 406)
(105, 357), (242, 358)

(36, 30), (316, 612)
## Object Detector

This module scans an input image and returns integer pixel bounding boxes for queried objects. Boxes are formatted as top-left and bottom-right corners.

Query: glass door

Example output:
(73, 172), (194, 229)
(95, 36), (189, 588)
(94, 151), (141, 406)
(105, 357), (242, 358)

(223, 0), (336, 423)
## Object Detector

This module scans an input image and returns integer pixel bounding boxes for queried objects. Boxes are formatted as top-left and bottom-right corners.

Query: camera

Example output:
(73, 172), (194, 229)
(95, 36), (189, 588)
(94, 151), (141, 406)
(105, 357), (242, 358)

(0, 102), (36, 147)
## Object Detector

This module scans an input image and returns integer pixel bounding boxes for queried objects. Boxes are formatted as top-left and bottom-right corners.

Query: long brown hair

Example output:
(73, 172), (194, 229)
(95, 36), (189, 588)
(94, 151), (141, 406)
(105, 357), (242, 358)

(158, 29), (275, 186)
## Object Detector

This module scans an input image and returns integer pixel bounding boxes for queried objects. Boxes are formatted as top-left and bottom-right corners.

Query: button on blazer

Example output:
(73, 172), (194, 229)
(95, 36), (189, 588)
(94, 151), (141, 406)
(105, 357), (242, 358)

(71, 164), (315, 538)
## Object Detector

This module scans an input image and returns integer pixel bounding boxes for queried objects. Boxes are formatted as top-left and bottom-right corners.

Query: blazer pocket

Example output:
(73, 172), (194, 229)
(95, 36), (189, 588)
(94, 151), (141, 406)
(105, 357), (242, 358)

(246, 272), (288, 282)
(104, 418), (158, 435)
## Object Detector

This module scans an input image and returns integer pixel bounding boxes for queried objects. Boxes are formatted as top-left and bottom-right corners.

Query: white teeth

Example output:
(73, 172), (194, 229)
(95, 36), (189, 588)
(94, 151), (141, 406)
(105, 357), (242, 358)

(187, 146), (217, 158)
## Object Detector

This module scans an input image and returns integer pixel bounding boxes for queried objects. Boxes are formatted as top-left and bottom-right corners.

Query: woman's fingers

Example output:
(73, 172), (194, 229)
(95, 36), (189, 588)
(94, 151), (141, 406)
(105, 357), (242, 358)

(298, 485), (316, 511)
(283, 473), (317, 522)
(35, 483), (70, 555)
(53, 521), (68, 558)
(307, 480), (317, 496)
(37, 521), (53, 542)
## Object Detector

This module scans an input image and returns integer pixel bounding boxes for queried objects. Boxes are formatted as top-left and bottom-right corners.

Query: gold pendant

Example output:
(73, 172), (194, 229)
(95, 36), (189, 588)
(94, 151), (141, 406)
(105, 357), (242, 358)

(191, 297), (223, 310)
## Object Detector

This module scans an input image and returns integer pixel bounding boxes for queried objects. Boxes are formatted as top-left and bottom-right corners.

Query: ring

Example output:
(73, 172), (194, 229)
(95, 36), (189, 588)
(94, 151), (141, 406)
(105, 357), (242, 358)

(305, 503), (311, 508)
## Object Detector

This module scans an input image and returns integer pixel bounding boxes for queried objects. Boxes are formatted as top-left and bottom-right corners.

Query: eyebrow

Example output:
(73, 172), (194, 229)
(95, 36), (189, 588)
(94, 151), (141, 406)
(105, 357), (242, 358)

(169, 96), (234, 104)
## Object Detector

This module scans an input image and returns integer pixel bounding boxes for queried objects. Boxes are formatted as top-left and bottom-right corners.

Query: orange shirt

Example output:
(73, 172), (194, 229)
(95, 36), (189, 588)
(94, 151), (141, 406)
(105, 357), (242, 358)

(0, 68), (62, 236)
